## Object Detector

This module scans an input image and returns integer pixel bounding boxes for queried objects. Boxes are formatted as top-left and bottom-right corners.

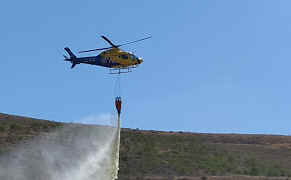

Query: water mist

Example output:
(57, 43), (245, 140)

(0, 115), (120, 180)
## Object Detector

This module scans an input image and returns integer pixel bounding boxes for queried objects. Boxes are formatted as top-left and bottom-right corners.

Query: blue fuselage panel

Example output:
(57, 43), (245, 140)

(74, 55), (120, 68)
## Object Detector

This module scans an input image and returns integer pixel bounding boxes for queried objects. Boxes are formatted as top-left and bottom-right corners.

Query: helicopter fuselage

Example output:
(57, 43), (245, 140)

(64, 48), (143, 69)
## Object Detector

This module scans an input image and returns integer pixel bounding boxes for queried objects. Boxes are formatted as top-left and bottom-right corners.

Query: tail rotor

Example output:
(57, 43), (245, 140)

(63, 55), (69, 60)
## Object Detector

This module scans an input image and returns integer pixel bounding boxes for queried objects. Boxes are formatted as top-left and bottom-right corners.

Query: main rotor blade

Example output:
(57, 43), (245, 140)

(78, 35), (152, 53)
(101, 35), (117, 47)
(79, 47), (112, 53)
(117, 36), (152, 47)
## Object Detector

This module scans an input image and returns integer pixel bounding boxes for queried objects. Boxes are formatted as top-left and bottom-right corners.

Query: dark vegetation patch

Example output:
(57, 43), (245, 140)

(119, 130), (291, 178)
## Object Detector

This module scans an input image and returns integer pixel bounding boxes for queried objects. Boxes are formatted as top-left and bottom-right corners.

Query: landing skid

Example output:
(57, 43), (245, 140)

(109, 66), (137, 74)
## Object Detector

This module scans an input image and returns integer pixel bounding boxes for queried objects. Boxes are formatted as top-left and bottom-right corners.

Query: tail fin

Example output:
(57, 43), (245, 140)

(64, 47), (76, 59)
(71, 63), (77, 69)
(64, 47), (78, 69)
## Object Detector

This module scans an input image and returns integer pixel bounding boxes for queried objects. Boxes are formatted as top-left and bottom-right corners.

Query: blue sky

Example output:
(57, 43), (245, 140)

(1, 1), (291, 135)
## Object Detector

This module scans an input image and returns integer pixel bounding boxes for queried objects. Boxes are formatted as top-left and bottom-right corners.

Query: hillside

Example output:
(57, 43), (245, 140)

(0, 113), (291, 180)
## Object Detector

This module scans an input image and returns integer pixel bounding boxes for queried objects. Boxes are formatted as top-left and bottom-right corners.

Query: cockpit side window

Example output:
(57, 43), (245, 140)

(130, 55), (135, 60)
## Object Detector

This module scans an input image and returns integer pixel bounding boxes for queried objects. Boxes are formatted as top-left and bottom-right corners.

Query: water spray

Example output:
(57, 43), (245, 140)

(0, 84), (123, 179)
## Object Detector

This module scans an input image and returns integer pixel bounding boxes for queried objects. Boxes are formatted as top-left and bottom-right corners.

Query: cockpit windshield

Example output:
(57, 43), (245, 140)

(130, 54), (137, 60)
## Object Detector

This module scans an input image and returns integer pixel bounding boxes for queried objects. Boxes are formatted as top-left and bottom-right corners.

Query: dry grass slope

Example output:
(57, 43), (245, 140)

(1, 113), (291, 180)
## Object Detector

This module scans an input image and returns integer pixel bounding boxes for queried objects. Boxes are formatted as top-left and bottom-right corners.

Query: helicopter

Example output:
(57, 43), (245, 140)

(64, 35), (151, 74)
